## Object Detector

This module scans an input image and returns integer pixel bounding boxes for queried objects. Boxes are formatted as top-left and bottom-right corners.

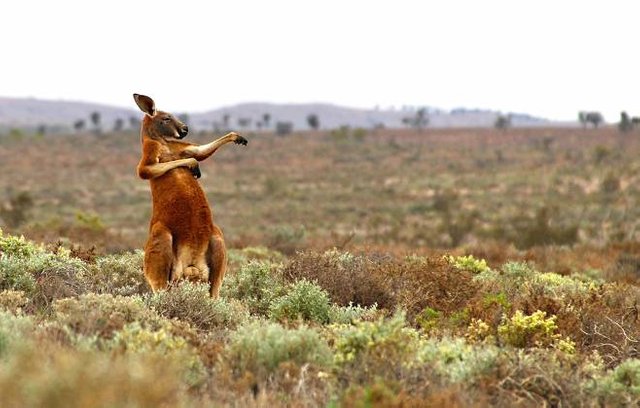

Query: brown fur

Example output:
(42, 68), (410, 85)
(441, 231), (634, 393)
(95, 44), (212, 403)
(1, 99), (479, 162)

(133, 94), (247, 297)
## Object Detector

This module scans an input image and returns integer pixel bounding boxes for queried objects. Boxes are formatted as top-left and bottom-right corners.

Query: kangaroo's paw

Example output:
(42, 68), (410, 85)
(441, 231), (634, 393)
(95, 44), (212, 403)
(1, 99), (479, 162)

(234, 135), (248, 146)
(191, 164), (201, 179)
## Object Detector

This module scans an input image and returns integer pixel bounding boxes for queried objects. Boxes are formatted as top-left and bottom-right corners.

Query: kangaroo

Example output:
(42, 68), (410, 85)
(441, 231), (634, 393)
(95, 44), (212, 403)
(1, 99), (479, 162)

(133, 93), (247, 298)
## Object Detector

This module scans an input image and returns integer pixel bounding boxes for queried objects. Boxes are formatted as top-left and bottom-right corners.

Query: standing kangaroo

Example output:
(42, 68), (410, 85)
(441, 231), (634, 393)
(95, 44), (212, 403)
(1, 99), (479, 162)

(133, 94), (247, 298)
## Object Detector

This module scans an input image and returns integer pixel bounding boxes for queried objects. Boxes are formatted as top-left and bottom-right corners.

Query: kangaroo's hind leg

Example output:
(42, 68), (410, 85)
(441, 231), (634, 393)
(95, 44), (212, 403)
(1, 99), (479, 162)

(207, 225), (227, 298)
(144, 223), (174, 292)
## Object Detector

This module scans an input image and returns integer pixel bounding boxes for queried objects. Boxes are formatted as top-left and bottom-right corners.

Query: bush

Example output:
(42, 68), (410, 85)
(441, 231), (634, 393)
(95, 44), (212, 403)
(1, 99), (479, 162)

(266, 225), (307, 255)
(330, 312), (419, 372)
(0, 347), (192, 408)
(110, 322), (206, 387)
(53, 293), (157, 339)
(416, 337), (500, 383)
(0, 231), (41, 257)
(0, 233), (91, 307)
(445, 254), (490, 274)
(497, 310), (574, 352)
(146, 281), (248, 331)
(282, 250), (392, 309)
(0, 290), (28, 313)
(0, 310), (34, 356)
(591, 359), (640, 405)
(328, 303), (381, 325)
(0, 256), (37, 295)
(225, 320), (332, 380)
(85, 251), (147, 296)
(222, 261), (285, 315)
(269, 279), (331, 324)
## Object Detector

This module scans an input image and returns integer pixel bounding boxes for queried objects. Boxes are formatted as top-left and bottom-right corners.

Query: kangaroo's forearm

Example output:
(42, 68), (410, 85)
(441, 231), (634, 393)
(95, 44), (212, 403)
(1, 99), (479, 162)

(138, 158), (193, 180)
(185, 133), (237, 161)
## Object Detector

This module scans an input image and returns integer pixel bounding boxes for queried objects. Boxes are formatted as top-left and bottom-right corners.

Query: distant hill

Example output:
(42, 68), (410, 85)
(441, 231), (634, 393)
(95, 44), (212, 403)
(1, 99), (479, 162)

(0, 97), (138, 131)
(0, 97), (556, 133)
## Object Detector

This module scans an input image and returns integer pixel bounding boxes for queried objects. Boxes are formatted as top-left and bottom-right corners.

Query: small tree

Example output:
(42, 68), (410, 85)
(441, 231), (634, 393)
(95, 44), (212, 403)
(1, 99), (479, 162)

(36, 124), (47, 136)
(579, 111), (603, 129)
(495, 114), (511, 130)
(586, 112), (604, 128)
(113, 118), (124, 132)
(237, 117), (251, 130)
(90, 111), (101, 129)
(222, 114), (230, 129)
(415, 107), (429, 130)
(306, 113), (320, 130)
(619, 111), (633, 133)
(73, 119), (86, 132)
(578, 111), (587, 129)
(262, 113), (271, 128)
(275, 122), (293, 136)
(129, 116), (138, 129)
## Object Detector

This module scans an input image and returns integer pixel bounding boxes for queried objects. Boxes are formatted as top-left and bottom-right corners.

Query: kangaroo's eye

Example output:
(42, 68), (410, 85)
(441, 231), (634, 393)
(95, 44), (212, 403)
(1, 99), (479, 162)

(163, 118), (171, 123)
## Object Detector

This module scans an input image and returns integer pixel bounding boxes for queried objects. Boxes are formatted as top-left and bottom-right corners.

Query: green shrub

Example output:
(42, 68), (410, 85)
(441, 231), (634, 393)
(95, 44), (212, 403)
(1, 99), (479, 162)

(415, 307), (442, 332)
(498, 310), (575, 352)
(53, 293), (157, 339)
(146, 281), (248, 331)
(328, 303), (380, 325)
(266, 225), (307, 255)
(281, 250), (392, 309)
(225, 320), (332, 380)
(222, 261), (285, 315)
(0, 231), (41, 257)
(269, 279), (331, 324)
(592, 359), (640, 404)
(0, 290), (28, 313)
(110, 322), (206, 387)
(445, 254), (490, 274)
(331, 312), (419, 368)
(416, 337), (500, 383)
(227, 246), (284, 268)
(85, 251), (147, 296)
(0, 310), (34, 356)
(0, 256), (37, 294)
(0, 347), (192, 408)
(0, 233), (90, 306)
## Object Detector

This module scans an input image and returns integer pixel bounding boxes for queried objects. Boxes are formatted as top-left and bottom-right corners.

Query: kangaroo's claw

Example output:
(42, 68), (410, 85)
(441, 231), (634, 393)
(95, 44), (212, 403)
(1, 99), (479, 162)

(234, 136), (248, 146)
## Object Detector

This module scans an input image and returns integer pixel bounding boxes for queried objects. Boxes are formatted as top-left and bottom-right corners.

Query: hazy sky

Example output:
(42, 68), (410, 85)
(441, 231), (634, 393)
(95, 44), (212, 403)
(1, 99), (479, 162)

(2, 0), (638, 121)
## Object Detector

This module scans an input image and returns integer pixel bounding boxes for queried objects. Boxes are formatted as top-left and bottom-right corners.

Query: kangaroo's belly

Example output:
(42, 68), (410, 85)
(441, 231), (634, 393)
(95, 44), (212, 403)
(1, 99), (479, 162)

(150, 168), (213, 243)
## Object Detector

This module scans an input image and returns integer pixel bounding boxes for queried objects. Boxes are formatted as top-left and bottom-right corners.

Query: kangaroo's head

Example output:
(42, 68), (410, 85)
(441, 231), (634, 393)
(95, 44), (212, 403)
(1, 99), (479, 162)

(133, 94), (189, 140)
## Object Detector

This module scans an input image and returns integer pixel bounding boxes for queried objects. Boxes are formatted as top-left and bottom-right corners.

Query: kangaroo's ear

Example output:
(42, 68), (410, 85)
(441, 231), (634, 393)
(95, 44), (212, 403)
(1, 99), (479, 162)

(133, 94), (156, 116)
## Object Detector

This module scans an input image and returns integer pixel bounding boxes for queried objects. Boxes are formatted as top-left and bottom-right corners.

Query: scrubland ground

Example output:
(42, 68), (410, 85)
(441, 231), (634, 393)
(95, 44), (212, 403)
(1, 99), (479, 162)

(1, 127), (640, 406)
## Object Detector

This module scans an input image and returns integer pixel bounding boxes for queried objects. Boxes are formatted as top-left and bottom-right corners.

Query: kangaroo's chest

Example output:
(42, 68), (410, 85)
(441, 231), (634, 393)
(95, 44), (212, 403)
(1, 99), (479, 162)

(157, 144), (182, 163)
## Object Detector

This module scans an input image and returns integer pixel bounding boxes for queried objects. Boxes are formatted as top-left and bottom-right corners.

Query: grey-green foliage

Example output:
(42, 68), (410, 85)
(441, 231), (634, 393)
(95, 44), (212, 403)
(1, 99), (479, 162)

(0, 310), (34, 356)
(0, 234), (87, 300)
(53, 293), (157, 339)
(417, 337), (501, 383)
(221, 261), (285, 315)
(592, 359), (640, 402)
(269, 279), (331, 324)
(226, 320), (331, 379)
(146, 281), (248, 331)
(328, 303), (380, 324)
(87, 251), (147, 296)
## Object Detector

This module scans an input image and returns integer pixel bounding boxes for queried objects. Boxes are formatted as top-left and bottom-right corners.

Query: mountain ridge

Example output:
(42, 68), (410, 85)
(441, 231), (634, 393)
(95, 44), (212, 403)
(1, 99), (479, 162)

(0, 96), (557, 132)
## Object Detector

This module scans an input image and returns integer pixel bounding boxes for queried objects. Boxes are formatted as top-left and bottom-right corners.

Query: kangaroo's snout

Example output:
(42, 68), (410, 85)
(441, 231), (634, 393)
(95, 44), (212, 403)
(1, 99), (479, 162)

(178, 125), (189, 138)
